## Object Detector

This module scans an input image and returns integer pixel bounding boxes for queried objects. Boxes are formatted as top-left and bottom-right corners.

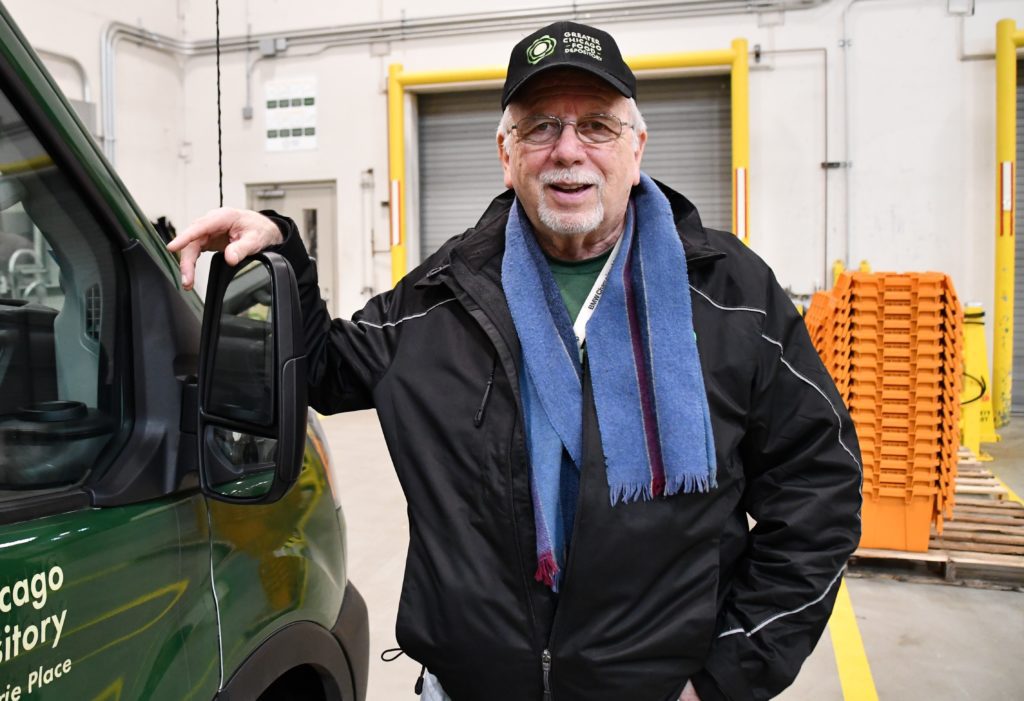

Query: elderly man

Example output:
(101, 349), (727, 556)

(170, 21), (861, 701)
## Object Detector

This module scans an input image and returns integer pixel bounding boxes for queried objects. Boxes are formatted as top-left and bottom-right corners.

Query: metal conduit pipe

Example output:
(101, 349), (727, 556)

(99, 0), (830, 163)
(35, 49), (91, 102)
(170, 1), (776, 53)
(100, 23), (200, 162)
(957, 14), (995, 62)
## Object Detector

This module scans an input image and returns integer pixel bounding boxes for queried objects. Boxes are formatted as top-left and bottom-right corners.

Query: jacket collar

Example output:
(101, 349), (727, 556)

(417, 178), (726, 284)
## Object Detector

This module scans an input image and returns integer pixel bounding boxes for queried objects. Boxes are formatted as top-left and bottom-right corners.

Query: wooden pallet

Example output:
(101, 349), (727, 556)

(955, 456), (1010, 499)
(849, 460), (1024, 588)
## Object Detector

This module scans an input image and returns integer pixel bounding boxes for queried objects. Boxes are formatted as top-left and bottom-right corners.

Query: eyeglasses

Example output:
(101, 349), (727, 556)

(510, 114), (633, 146)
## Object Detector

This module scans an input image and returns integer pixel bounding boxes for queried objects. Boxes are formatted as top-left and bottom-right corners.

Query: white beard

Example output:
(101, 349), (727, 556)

(537, 169), (605, 236)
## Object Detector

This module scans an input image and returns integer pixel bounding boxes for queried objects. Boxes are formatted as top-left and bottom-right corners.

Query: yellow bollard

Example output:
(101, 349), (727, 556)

(858, 260), (871, 273)
(961, 388), (982, 457)
(832, 260), (845, 288)
(387, 63), (407, 288)
(992, 19), (1020, 427)
(731, 38), (750, 246)
(961, 305), (999, 459)
(960, 318), (983, 459)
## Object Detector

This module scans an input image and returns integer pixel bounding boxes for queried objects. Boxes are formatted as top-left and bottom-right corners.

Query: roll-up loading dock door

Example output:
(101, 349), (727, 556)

(416, 75), (732, 263)
(417, 90), (506, 260)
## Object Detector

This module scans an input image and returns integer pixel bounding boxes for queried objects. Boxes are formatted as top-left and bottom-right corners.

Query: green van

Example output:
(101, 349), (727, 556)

(0, 3), (369, 700)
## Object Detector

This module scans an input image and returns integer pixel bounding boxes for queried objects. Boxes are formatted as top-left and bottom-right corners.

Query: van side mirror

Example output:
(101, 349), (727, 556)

(197, 252), (306, 503)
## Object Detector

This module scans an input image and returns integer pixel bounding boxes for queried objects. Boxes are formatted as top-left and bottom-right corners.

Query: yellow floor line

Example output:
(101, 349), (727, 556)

(994, 476), (1024, 507)
(828, 578), (879, 701)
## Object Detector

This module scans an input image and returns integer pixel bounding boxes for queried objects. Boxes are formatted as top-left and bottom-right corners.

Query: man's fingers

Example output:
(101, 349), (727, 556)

(178, 240), (202, 290)
(169, 208), (282, 284)
(223, 213), (284, 264)
(167, 218), (210, 253)
(167, 207), (237, 253)
(223, 238), (259, 266)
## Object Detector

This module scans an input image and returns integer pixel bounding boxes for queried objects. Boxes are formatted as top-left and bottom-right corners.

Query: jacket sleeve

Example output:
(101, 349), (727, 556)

(265, 212), (399, 414)
(692, 273), (863, 701)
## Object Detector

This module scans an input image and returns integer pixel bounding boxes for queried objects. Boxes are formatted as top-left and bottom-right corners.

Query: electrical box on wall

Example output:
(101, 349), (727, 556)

(68, 99), (97, 137)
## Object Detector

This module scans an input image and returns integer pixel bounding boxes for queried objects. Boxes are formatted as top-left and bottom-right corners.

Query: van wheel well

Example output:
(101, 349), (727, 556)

(257, 665), (328, 701)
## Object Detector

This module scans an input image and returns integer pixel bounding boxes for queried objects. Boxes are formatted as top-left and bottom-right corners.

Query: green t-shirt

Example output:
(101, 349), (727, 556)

(545, 249), (613, 322)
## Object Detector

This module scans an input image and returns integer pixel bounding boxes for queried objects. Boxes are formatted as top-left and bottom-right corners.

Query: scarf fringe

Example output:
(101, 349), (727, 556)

(534, 552), (560, 592)
(609, 482), (654, 505)
(610, 472), (716, 505)
(664, 472), (717, 497)
(505, 174), (718, 593)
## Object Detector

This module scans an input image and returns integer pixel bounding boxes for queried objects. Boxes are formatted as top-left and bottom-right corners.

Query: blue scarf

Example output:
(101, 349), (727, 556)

(502, 173), (717, 591)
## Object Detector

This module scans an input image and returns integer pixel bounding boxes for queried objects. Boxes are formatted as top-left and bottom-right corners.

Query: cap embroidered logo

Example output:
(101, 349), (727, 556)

(563, 31), (602, 61)
(501, 21), (636, 109)
(526, 35), (557, 65)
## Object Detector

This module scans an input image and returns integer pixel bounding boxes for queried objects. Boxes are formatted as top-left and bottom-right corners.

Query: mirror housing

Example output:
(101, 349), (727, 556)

(197, 251), (306, 504)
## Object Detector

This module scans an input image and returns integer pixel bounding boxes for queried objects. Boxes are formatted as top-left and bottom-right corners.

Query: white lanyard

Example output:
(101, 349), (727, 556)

(572, 233), (624, 355)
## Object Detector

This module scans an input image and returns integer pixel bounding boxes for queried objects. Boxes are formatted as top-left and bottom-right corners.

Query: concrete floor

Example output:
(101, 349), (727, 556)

(322, 410), (1024, 701)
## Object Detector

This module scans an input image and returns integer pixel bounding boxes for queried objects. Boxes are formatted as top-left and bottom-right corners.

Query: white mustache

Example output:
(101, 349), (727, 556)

(540, 169), (603, 187)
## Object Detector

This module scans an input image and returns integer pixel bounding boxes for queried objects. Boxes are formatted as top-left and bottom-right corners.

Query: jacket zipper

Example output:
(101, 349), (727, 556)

(419, 206), (724, 699)
(539, 355), (597, 701)
(474, 354), (497, 427)
(542, 648), (552, 700)
(538, 473), (588, 701)
(440, 266), (543, 667)
(446, 260), (603, 700)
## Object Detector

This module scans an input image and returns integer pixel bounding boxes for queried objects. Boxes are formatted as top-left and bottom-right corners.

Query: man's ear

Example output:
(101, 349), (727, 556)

(498, 133), (514, 189)
(632, 129), (648, 186)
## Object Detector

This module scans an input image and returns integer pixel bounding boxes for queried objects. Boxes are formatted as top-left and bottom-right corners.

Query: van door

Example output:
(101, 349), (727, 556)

(0, 39), (220, 700)
(200, 267), (346, 685)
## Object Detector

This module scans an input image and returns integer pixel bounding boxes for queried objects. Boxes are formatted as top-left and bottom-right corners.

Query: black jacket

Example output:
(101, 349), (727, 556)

(270, 181), (862, 701)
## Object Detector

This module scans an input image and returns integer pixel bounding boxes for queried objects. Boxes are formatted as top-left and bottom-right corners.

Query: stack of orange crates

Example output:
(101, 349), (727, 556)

(805, 272), (963, 552)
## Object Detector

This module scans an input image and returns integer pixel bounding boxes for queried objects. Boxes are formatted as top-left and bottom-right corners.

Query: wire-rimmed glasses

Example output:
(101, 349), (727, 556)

(510, 114), (633, 145)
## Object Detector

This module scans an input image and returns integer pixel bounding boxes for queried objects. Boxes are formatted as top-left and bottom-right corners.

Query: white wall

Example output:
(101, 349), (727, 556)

(841, 0), (995, 309)
(4, 0), (1023, 319)
(6, 0), (188, 228)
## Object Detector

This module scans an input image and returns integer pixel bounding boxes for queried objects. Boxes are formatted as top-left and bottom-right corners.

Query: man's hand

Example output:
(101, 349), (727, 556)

(679, 680), (701, 701)
(167, 208), (284, 290)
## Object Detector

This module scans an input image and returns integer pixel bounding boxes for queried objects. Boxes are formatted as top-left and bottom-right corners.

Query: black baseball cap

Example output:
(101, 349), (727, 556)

(501, 21), (636, 109)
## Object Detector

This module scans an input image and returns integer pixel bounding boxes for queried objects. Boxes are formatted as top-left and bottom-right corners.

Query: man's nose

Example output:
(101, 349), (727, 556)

(548, 122), (587, 165)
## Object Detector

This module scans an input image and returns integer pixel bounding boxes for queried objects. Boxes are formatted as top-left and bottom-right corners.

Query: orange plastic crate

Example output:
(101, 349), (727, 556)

(860, 494), (934, 552)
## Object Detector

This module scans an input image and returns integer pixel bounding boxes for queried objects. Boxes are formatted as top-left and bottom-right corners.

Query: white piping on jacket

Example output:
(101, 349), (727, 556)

(355, 298), (456, 329)
(690, 285), (860, 639)
(759, 334), (862, 469)
(717, 567), (846, 639)
(688, 284), (860, 469)
(690, 285), (768, 318)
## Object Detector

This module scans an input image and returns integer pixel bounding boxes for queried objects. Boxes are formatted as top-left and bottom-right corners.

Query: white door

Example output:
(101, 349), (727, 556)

(247, 181), (338, 314)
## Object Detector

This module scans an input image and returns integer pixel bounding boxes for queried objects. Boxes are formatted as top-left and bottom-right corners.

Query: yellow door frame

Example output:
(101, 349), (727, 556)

(386, 39), (750, 286)
(993, 19), (1024, 427)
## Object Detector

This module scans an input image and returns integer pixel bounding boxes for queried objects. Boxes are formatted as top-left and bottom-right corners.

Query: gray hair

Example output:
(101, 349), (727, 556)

(497, 98), (647, 155)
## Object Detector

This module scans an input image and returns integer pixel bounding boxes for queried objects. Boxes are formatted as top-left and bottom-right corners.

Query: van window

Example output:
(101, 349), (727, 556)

(0, 89), (124, 497)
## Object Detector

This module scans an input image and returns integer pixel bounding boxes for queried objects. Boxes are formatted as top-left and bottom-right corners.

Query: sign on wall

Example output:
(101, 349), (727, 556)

(264, 78), (317, 152)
